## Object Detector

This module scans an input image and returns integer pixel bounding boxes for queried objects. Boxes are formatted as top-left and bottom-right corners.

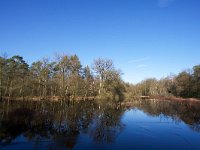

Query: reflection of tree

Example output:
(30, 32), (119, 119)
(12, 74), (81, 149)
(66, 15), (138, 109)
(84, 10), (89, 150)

(45, 132), (79, 150)
(128, 100), (200, 131)
(0, 100), (125, 148)
(2, 99), (199, 148)
(89, 104), (125, 143)
(0, 108), (34, 145)
(190, 122), (200, 132)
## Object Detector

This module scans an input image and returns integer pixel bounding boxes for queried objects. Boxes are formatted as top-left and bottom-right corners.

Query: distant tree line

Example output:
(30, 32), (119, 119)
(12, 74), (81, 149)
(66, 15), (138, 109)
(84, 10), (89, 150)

(125, 78), (170, 98)
(125, 65), (200, 99)
(0, 54), (125, 102)
(0, 54), (199, 101)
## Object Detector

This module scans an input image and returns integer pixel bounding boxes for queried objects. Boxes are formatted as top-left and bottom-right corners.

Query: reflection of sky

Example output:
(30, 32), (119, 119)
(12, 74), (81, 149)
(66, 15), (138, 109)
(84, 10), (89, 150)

(118, 109), (200, 150)
(76, 109), (200, 149)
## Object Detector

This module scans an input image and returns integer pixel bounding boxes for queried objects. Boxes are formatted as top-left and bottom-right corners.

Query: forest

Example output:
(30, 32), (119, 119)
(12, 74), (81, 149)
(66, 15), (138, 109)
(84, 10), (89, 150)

(0, 54), (200, 102)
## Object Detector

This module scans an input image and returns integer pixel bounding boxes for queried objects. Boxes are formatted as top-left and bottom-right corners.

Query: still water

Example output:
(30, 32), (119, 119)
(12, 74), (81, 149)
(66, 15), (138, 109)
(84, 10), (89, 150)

(0, 99), (200, 150)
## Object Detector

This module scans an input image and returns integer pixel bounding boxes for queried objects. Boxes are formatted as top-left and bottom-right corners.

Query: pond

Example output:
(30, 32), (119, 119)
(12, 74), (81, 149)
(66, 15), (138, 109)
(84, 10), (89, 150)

(0, 99), (200, 150)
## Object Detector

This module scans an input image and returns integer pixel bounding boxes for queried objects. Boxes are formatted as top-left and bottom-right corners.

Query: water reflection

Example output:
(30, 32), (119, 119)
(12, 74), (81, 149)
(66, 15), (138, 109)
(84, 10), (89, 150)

(0, 99), (200, 149)
(0, 100), (125, 149)
(125, 100), (200, 131)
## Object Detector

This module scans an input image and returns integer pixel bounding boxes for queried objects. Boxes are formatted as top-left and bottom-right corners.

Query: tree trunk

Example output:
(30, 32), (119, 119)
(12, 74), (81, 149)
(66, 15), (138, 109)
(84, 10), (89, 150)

(8, 80), (13, 102)
(22, 77), (25, 100)
(19, 88), (22, 97)
(51, 82), (53, 97)
(31, 84), (34, 99)
(99, 81), (102, 95)
(44, 78), (47, 100)
(38, 79), (41, 100)
(4, 77), (10, 96)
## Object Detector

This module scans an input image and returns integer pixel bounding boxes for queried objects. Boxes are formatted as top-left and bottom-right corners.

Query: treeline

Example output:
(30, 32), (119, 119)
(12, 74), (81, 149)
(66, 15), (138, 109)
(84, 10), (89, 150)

(126, 65), (200, 99)
(0, 54), (200, 101)
(169, 66), (200, 98)
(125, 78), (171, 98)
(0, 54), (125, 102)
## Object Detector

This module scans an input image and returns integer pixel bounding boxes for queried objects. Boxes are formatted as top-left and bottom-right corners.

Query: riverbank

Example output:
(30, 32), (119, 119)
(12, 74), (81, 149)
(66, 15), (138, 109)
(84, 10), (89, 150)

(1, 96), (95, 102)
(150, 96), (200, 103)
(2, 95), (200, 105)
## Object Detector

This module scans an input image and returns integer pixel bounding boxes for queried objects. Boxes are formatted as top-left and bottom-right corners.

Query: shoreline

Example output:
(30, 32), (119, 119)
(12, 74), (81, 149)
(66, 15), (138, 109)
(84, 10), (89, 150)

(1, 96), (200, 103)
(150, 96), (200, 103)
(1, 96), (95, 102)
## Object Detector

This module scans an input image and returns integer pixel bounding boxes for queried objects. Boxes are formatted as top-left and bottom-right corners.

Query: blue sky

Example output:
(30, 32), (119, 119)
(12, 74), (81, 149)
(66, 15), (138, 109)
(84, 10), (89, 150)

(0, 0), (200, 83)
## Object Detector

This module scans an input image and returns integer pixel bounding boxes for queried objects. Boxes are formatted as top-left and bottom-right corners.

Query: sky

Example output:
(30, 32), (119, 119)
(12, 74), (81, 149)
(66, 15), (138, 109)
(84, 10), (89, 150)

(0, 0), (200, 83)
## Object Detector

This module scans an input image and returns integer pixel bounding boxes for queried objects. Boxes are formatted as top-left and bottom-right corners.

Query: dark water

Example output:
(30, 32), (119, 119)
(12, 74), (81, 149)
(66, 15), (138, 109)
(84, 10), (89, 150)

(0, 99), (200, 150)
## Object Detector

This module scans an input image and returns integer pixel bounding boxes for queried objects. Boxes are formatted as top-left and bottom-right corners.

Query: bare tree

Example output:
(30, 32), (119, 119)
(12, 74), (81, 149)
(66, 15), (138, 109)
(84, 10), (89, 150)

(93, 58), (114, 95)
